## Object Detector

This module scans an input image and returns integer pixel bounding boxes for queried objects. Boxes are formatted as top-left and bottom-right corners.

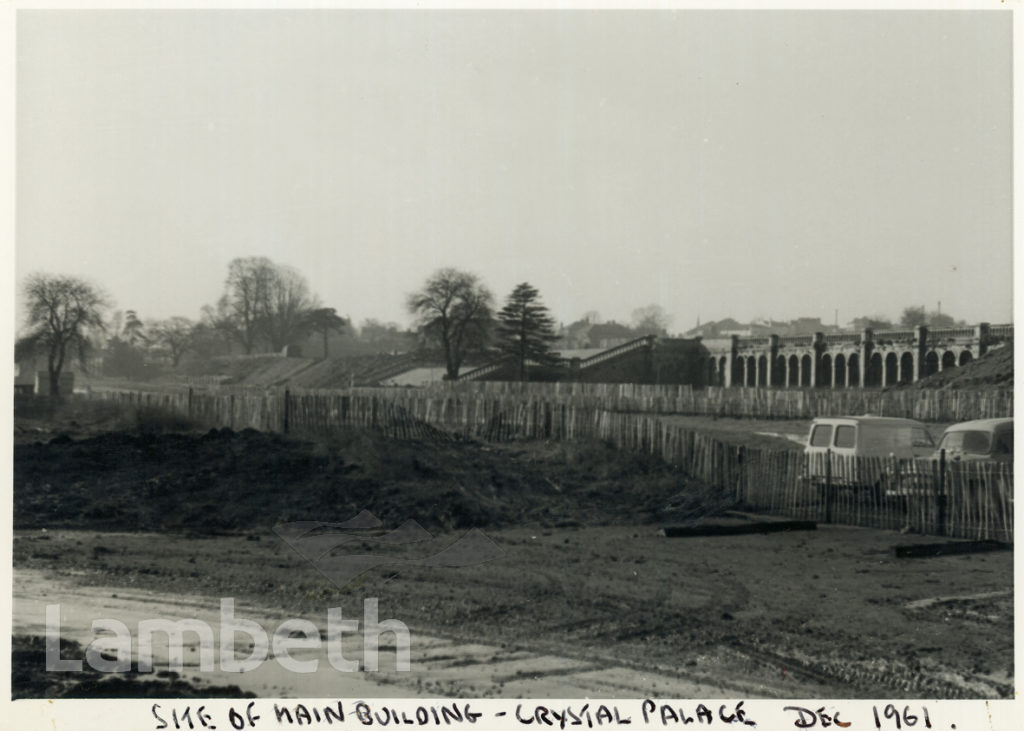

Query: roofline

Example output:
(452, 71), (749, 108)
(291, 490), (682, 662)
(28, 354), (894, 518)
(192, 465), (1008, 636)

(942, 417), (1014, 430)
(810, 416), (928, 425)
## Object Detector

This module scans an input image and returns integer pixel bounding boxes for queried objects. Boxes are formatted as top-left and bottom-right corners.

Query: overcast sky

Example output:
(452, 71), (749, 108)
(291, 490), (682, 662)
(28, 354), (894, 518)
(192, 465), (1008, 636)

(15, 9), (1013, 333)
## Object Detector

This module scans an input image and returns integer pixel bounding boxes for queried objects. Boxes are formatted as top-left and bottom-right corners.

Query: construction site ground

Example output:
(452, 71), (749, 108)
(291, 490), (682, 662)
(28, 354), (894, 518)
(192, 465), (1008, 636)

(11, 399), (1013, 699)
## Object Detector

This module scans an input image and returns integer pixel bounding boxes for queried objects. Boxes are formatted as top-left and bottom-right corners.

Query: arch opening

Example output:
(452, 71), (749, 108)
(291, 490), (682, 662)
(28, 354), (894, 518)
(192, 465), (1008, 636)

(834, 354), (847, 387)
(819, 354), (833, 387)
(899, 352), (914, 383)
(884, 353), (898, 385)
(847, 353), (860, 387)
(773, 355), (786, 386)
(867, 353), (883, 387)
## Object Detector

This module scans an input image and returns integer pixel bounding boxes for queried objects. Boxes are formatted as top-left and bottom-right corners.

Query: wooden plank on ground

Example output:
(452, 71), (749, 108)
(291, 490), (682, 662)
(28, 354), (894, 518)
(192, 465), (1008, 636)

(893, 539), (1011, 559)
(662, 520), (817, 538)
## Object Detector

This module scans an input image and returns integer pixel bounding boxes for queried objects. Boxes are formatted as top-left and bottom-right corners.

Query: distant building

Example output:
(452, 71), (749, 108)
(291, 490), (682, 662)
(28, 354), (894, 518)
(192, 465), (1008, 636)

(685, 316), (837, 338)
(558, 321), (638, 349)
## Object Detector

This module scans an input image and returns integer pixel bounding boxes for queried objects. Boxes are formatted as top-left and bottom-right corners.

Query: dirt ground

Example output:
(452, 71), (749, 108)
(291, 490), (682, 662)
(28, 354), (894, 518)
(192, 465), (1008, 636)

(11, 401), (1014, 699)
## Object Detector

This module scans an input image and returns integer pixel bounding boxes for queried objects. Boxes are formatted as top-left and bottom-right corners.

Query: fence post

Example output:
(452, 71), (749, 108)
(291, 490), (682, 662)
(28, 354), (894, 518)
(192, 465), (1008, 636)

(736, 446), (745, 502)
(187, 387), (193, 420)
(937, 448), (947, 536)
(824, 449), (833, 524)
(283, 389), (290, 434)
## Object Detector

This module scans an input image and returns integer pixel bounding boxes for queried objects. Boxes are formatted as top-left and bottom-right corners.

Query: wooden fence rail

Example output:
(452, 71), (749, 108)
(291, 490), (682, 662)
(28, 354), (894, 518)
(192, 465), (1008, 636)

(87, 386), (1013, 542)
(363, 382), (1012, 421)
(86, 379), (1012, 421)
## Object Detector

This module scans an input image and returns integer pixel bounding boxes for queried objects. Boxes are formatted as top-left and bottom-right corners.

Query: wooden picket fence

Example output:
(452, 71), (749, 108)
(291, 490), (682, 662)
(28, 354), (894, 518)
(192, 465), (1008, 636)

(86, 385), (1013, 542)
(570, 411), (1013, 543)
(380, 382), (1012, 422)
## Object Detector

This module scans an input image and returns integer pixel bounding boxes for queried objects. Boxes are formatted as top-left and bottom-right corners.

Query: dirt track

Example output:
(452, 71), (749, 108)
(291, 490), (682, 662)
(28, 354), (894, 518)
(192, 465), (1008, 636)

(11, 408), (1014, 699)
(13, 520), (1013, 698)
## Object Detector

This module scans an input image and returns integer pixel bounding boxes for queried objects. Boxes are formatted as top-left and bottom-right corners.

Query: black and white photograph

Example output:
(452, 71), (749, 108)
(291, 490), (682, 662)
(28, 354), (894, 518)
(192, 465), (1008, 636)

(5, 2), (1017, 720)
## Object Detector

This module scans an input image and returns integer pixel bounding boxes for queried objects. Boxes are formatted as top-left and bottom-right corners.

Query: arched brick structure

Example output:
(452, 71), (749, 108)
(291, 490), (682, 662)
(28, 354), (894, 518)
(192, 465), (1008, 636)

(694, 323), (1007, 390)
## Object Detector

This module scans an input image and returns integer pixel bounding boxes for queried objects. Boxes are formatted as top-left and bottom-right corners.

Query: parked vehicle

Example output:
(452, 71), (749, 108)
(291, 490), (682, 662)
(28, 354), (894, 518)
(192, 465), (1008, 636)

(802, 415), (936, 498)
(884, 418), (1013, 497)
(932, 418), (1013, 463)
(804, 415), (936, 460)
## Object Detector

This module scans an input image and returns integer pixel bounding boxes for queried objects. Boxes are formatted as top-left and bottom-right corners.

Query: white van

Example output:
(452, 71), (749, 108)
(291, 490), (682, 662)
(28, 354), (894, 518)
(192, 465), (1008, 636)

(803, 416), (936, 494)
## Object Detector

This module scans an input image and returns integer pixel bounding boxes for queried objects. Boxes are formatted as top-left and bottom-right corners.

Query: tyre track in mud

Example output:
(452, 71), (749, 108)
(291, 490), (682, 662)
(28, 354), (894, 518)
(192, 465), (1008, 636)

(13, 520), (1014, 699)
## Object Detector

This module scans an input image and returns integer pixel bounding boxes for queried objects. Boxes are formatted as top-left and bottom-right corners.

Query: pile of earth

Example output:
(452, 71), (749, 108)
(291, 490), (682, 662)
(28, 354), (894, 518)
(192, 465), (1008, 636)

(14, 395), (212, 447)
(903, 344), (1013, 390)
(11, 635), (254, 699)
(14, 425), (731, 535)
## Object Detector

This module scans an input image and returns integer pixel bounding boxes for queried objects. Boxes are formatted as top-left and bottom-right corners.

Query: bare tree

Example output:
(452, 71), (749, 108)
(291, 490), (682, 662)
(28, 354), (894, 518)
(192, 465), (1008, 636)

(16, 273), (110, 397)
(899, 306), (928, 328)
(259, 264), (321, 352)
(631, 304), (672, 335)
(496, 282), (562, 381)
(189, 305), (235, 360)
(219, 257), (319, 353)
(357, 319), (416, 354)
(221, 257), (276, 353)
(150, 317), (196, 367)
(898, 306), (962, 329)
(849, 315), (894, 331)
(407, 268), (494, 380)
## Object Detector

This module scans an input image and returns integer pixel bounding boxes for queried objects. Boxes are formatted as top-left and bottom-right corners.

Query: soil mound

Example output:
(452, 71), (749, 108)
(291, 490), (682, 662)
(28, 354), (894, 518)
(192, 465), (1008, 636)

(15, 426), (729, 535)
(902, 344), (1013, 390)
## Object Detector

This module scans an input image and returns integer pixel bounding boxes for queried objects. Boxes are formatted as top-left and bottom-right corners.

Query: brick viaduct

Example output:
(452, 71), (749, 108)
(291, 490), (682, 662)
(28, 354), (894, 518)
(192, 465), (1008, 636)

(700, 323), (1013, 388)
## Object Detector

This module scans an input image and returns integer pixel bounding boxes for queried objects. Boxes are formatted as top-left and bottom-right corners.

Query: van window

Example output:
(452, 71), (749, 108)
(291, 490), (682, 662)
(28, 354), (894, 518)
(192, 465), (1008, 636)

(940, 431), (991, 455)
(809, 424), (833, 447)
(834, 425), (856, 448)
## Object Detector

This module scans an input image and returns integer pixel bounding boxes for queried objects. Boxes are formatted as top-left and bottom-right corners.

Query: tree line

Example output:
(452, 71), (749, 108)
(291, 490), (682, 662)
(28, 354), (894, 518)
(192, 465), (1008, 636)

(850, 306), (967, 331)
(15, 260), (970, 398)
(16, 262), (568, 396)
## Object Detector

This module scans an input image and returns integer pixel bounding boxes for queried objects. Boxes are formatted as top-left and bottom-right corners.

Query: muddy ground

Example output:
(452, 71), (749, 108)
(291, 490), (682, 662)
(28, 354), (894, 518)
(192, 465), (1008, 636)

(11, 402), (1014, 699)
